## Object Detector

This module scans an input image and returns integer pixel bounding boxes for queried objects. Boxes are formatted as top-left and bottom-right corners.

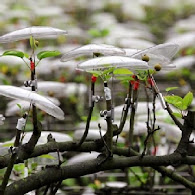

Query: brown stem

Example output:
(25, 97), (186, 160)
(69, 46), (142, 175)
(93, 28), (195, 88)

(78, 81), (95, 147)
(129, 88), (138, 147)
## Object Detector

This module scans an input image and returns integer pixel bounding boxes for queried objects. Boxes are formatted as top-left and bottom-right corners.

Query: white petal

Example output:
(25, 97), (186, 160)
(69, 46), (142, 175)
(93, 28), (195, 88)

(77, 56), (149, 70)
(131, 43), (179, 60)
(0, 26), (67, 43)
(61, 44), (125, 62)
(0, 85), (64, 120)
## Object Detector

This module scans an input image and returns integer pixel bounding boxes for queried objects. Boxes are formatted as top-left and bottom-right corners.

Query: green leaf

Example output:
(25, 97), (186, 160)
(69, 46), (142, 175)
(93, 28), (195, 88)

(40, 154), (55, 159)
(30, 36), (36, 49)
(2, 142), (13, 147)
(17, 103), (22, 109)
(62, 178), (76, 186)
(164, 95), (183, 109)
(37, 50), (61, 60)
(182, 91), (193, 109)
(113, 68), (133, 75)
(103, 67), (115, 75)
(172, 112), (183, 118)
(2, 78), (11, 85)
(186, 48), (195, 55)
(165, 87), (178, 92)
(136, 70), (148, 80)
(3, 50), (24, 58)
(31, 162), (38, 170)
(87, 70), (102, 77)
(101, 28), (109, 37)
(105, 75), (111, 81)
(24, 53), (29, 59)
(88, 28), (101, 38)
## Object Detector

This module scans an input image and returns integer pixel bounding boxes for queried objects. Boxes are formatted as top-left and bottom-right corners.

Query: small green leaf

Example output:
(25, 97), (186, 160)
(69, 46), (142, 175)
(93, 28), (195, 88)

(164, 95), (183, 109)
(103, 67), (115, 75)
(63, 179), (76, 186)
(2, 142), (13, 147)
(24, 53), (29, 59)
(87, 70), (102, 77)
(136, 70), (147, 81)
(30, 36), (36, 49)
(2, 78), (11, 85)
(17, 103), (22, 109)
(172, 112), (183, 118)
(88, 28), (101, 38)
(105, 75), (111, 81)
(3, 50), (24, 58)
(165, 87), (178, 92)
(31, 162), (38, 170)
(113, 68), (133, 75)
(37, 50), (61, 60)
(186, 48), (195, 55)
(40, 154), (55, 159)
(116, 76), (134, 81)
(182, 91), (193, 109)
(101, 28), (109, 37)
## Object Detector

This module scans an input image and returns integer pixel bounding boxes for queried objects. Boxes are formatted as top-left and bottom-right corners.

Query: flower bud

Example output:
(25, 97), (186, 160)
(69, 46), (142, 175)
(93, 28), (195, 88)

(154, 63), (162, 71)
(142, 54), (150, 62)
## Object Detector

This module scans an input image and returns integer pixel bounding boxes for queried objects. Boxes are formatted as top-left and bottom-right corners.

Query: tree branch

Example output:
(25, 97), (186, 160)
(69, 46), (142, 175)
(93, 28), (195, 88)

(4, 153), (195, 194)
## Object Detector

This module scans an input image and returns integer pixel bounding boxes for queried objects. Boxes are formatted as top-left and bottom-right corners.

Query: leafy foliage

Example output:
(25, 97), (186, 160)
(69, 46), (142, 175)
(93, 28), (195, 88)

(165, 92), (193, 110)
(165, 87), (178, 92)
(87, 67), (115, 81)
(3, 50), (24, 58)
(37, 50), (61, 60)
(88, 28), (109, 38)
(113, 68), (133, 75)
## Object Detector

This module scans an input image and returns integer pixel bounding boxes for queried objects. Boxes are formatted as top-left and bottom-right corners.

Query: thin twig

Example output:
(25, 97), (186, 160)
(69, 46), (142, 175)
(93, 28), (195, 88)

(129, 87), (138, 147)
(166, 103), (184, 131)
(114, 82), (132, 136)
(77, 81), (95, 147)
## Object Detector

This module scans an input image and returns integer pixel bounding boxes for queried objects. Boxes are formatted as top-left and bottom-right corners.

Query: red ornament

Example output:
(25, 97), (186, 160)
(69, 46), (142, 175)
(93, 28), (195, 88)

(91, 75), (97, 83)
(130, 75), (139, 90)
(133, 80), (140, 90)
(148, 77), (154, 86)
(152, 146), (158, 156)
(30, 61), (35, 71)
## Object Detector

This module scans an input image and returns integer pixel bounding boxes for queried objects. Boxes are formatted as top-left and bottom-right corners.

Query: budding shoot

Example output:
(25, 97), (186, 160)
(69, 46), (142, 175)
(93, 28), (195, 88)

(154, 63), (162, 71)
(142, 54), (150, 62)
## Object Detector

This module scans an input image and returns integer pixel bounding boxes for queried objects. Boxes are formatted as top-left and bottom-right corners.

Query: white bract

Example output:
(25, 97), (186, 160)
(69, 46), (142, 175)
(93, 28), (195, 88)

(129, 43), (179, 69)
(123, 48), (140, 56)
(131, 43), (179, 60)
(23, 81), (87, 98)
(10, 131), (72, 144)
(0, 85), (64, 120)
(6, 97), (60, 116)
(0, 26), (67, 43)
(77, 56), (149, 71)
(61, 44), (125, 62)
